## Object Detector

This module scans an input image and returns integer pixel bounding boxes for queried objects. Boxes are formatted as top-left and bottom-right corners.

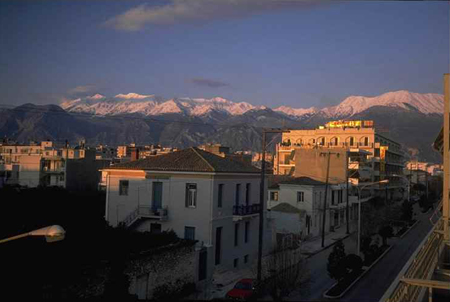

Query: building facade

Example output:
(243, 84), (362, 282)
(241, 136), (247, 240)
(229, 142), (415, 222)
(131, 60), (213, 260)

(274, 120), (406, 197)
(267, 177), (352, 240)
(101, 147), (270, 287)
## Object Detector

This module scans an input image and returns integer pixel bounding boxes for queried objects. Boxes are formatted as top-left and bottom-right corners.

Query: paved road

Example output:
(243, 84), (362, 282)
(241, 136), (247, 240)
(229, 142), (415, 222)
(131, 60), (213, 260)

(339, 209), (434, 302)
(288, 205), (434, 302)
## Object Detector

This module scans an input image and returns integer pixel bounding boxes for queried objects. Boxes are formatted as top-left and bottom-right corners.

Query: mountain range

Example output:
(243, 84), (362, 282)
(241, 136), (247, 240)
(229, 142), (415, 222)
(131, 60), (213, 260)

(0, 90), (444, 163)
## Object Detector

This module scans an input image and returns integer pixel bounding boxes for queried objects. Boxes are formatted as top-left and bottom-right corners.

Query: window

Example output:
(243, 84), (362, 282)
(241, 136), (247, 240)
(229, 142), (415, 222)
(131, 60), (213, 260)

(185, 183), (197, 208)
(349, 137), (354, 146)
(244, 255), (249, 264)
(184, 226), (196, 240)
(245, 221), (249, 243)
(119, 180), (129, 196)
(234, 258), (239, 268)
(297, 191), (304, 202)
(218, 184), (224, 208)
(234, 223), (239, 246)
(270, 191), (279, 201)
(338, 190), (343, 204)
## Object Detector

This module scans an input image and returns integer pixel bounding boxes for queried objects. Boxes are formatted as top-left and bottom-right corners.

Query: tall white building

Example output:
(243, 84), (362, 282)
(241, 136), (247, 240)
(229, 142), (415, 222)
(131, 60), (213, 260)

(100, 147), (270, 285)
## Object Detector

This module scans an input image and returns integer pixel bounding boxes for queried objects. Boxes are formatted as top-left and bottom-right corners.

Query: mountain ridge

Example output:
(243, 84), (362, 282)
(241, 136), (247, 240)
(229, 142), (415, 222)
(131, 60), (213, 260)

(60, 90), (444, 119)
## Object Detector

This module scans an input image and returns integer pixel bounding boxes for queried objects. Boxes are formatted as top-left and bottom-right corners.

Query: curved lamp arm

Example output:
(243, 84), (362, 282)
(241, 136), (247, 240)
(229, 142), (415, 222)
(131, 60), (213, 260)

(0, 225), (66, 244)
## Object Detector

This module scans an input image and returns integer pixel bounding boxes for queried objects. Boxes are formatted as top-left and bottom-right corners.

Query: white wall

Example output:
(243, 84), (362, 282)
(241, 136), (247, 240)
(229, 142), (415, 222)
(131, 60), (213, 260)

(105, 171), (267, 275)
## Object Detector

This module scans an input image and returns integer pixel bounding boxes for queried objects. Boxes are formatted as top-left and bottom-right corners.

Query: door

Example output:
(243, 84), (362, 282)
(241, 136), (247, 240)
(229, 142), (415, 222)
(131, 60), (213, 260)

(215, 227), (222, 265)
(199, 248), (207, 281)
(152, 182), (162, 209)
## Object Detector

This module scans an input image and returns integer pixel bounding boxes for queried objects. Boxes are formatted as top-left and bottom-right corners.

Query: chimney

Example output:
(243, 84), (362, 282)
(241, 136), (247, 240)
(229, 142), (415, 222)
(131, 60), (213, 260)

(131, 148), (140, 161)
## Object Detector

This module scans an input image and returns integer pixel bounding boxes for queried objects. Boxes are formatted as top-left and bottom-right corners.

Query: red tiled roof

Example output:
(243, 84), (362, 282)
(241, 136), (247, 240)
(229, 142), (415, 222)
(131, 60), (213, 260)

(108, 147), (260, 174)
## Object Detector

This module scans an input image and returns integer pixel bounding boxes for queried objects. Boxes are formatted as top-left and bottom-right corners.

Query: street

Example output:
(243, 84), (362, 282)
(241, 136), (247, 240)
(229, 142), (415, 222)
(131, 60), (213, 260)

(287, 204), (434, 302)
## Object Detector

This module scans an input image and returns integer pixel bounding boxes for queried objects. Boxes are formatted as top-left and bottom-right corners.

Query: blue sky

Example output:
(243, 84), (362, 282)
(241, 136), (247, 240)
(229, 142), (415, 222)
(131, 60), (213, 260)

(0, 0), (448, 109)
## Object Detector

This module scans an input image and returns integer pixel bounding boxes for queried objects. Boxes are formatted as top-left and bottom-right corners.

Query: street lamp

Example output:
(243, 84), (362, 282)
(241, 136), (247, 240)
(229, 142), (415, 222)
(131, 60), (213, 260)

(356, 180), (389, 256)
(0, 225), (66, 244)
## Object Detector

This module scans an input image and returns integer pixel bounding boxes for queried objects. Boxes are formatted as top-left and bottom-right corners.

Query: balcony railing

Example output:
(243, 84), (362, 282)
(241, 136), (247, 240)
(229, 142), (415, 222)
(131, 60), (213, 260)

(233, 204), (261, 216)
(122, 205), (168, 227)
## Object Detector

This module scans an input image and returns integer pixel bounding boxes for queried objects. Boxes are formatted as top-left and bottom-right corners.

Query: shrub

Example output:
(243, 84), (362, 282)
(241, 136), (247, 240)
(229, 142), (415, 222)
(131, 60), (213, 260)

(343, 254), (363, 274)
(327, 240), (347, 281)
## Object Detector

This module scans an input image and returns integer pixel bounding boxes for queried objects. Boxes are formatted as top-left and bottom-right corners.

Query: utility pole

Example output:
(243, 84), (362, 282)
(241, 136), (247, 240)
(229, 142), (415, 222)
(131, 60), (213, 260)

(319, 150), (341, 247)
(321, 151), (331, 247)
(346, 151), (350, 234)
(257, 128), (290, 283)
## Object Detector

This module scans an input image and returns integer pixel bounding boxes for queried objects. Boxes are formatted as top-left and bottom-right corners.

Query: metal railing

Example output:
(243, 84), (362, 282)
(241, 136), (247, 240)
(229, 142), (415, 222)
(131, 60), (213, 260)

(122, 205), (168, 227)
(233, 204), (261, 216)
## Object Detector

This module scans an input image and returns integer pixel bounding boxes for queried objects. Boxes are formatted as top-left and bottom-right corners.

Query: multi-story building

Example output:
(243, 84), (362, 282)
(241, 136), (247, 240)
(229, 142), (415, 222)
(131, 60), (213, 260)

(274, 120), (406, 197)
(100, 147), (270, 287)
(268, 177), (351, 240)
(0, 140), (109, 190)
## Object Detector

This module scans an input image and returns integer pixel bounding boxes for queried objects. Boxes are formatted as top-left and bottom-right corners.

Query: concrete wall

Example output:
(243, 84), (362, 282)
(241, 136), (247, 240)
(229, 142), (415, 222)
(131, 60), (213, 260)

(294, 147), (348, 184)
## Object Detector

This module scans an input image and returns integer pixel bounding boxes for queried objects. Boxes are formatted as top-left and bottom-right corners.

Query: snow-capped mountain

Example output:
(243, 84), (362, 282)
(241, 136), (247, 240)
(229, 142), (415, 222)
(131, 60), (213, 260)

(60, 95), (262, 117)
(273, 106), (318, 117)
(321, 90), (444, 117)
(60, 90), (444, 119)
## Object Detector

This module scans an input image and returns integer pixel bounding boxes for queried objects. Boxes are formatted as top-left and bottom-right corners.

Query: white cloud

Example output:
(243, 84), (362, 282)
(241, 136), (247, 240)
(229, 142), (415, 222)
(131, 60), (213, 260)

(103, 0), (326, 31)
(68, 85), (97, 95)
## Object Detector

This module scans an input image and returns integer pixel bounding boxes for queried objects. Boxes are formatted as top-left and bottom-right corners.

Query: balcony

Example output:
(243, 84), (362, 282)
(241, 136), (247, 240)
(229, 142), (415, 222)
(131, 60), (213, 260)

(122, 205), (168, 228)
(233, 204), (261, 221)
(42, 166), (64, 174)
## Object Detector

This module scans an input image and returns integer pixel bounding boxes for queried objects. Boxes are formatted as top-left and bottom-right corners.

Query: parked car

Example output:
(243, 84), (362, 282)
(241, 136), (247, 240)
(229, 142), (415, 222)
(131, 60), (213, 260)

(225, 279), (258, 301)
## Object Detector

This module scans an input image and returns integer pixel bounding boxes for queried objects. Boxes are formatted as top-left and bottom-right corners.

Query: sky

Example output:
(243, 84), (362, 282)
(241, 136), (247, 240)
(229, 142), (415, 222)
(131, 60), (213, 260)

(0, 0), (448, 109)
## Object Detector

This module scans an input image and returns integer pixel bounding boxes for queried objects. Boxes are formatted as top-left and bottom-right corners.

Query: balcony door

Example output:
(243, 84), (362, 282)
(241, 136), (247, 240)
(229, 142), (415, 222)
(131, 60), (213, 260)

(152, 182), (163, 209)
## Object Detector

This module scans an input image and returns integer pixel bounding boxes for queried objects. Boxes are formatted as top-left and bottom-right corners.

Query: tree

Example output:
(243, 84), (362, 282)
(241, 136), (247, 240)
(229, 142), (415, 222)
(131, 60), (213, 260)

(261, 245), (309, 302)
(327, 240), (347, 281)
(401, 200), (413, 222)
(378, 225), (394, 246)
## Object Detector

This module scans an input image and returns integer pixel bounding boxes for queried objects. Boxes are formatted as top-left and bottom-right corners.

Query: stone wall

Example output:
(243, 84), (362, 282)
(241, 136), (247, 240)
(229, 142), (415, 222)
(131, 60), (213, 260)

(127, 242), (198, 300)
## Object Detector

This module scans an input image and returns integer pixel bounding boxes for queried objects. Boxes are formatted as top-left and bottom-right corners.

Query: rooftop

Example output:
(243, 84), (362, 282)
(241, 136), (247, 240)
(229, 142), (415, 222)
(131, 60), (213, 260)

(271, 202), (305, 214)
(108, 147), (260, 174)
(280, 176), (326, 186)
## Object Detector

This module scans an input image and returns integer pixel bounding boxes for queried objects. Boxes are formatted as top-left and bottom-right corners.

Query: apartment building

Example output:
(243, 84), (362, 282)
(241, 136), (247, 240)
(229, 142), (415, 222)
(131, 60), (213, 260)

(268, 177), (351, 240)
(100, 147), (269, 284)
(274, 120), (405, 196)
(0, 140), (108, 190)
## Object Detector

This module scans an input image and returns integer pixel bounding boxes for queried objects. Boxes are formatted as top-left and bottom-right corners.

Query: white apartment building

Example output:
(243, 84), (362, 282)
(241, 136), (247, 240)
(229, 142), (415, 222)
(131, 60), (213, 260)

(268, 177), (352, 240)
(100, 147), (269, 284)
(0, 140), (106, 190)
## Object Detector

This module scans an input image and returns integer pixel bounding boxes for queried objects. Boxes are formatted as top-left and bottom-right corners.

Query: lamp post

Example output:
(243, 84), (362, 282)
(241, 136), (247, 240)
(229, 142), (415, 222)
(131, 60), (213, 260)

(0, 225), (66, 244)
(357, 180), (388, 256)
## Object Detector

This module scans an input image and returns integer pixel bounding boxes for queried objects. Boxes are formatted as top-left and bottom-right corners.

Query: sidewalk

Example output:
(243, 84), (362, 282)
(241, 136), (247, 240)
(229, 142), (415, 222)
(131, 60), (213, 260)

(299, 225), (353, 258)
(204, 227), (352, 300)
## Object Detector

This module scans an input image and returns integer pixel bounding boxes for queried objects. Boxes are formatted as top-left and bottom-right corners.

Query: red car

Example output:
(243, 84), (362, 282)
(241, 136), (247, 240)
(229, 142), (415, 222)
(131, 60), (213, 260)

(225, 279), (257, 301)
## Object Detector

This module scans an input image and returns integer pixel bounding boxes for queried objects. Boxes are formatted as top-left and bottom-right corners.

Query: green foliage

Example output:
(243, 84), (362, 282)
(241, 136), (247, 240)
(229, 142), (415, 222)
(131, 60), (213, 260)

(327, 240), (347, 281)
